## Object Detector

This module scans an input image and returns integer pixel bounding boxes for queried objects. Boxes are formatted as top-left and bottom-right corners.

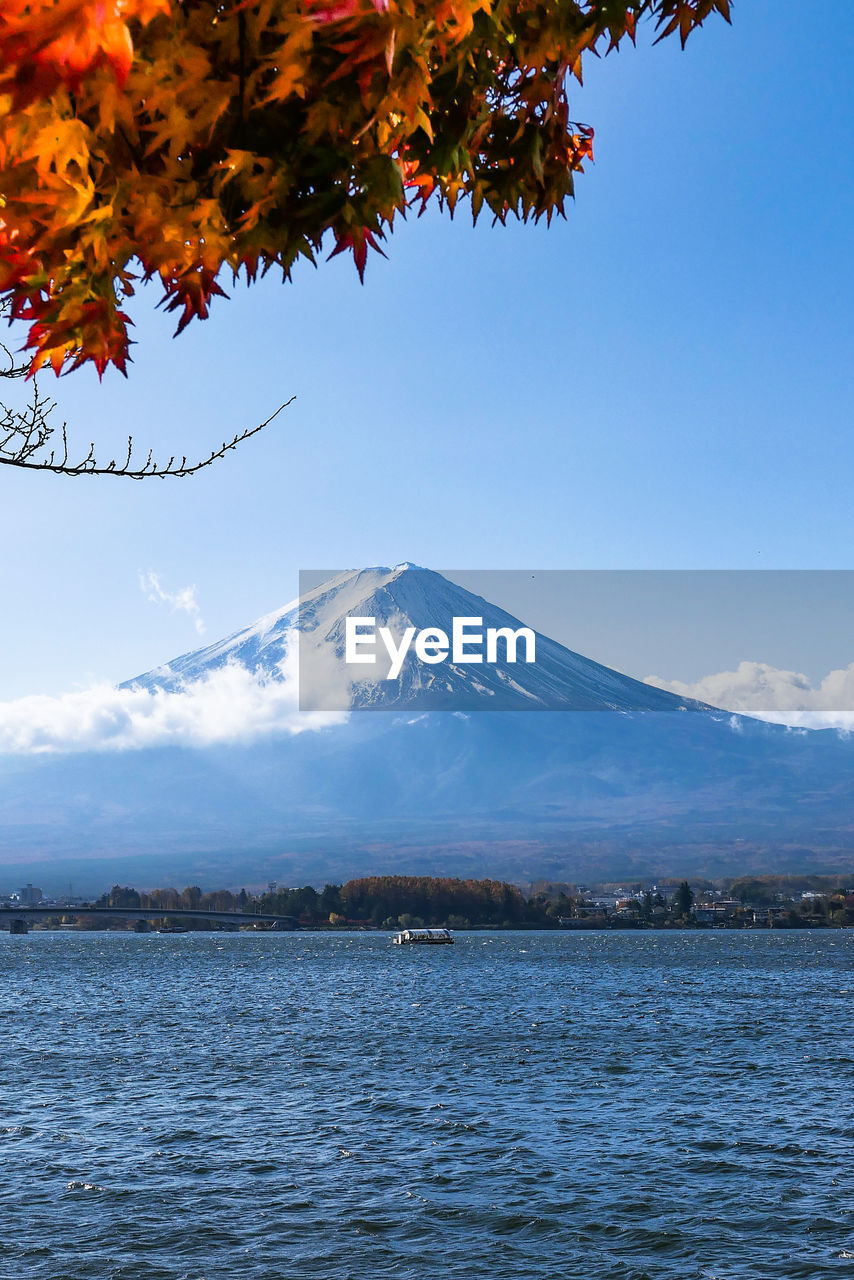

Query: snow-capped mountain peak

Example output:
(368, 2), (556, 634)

(124, 565), (703, 714)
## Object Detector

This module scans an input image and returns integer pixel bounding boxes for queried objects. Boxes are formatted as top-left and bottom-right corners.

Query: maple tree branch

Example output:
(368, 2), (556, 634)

(0, 1), (729, 376)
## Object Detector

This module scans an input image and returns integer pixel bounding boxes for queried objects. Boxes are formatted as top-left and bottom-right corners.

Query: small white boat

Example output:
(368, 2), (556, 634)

(392, 927), (454, 945)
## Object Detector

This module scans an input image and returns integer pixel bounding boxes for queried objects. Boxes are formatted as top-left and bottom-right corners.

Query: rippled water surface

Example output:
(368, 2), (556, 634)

(2, 930), (853, 1279)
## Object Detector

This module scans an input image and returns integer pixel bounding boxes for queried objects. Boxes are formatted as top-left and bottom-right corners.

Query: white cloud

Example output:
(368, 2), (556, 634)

(646, 659), (854, 730)
(0, 660), (347, 755)
(10, 646), (854, 755)
(139, 570), (206, 636)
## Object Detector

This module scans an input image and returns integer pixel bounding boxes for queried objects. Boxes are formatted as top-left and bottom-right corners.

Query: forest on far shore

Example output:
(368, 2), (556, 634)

(83, 873), (854, 931)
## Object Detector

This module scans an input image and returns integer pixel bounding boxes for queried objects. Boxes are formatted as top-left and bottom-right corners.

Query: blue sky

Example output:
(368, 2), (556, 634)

(2, 0), (853, 698)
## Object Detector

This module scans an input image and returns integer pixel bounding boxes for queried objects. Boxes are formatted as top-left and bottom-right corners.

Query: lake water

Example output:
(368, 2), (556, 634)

(1, 930), (853, 1279)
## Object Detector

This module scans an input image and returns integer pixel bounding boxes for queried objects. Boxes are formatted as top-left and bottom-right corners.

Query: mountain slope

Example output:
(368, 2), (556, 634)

(126, 564), (704, 712)
(2, 564), (853, 890)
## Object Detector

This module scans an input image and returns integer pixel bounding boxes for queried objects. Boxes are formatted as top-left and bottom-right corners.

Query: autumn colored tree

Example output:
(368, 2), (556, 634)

(0, 0), (731, 380)
(336, 874), (528, 924)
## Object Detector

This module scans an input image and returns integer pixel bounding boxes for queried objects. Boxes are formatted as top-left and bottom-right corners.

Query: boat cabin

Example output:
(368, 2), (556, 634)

(392, 927), (454, 945)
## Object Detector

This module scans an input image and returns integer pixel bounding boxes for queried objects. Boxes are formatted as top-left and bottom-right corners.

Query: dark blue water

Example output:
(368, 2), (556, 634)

(2, 930), (853, 1279)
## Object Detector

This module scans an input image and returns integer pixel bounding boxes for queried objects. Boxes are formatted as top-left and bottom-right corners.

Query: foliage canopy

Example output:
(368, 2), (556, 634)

(0, 0), (730, 376)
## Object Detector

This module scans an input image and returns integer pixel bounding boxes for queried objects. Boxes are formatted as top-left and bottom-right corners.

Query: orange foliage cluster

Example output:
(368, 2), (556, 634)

(339, 875), (528, 923)
(0, 1), (730, 375)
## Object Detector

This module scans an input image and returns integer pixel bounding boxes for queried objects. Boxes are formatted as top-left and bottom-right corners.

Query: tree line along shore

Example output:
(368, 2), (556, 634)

(13, 873), (854, 931)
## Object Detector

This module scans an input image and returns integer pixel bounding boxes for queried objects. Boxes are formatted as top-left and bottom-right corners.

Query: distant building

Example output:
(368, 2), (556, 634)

(751, 905), (790, 925)
(15, 884), (43, 905)
(594, 895), (620, 911)
(695, 900), (741, 923)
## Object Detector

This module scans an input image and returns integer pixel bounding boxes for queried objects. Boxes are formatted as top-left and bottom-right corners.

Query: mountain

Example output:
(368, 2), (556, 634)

(125, 563), (702, 712)
(3, 564), (854, 893)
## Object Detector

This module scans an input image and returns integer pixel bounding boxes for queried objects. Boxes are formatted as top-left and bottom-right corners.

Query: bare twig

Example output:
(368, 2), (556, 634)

(0, 300), (291, 478)
(0, 396), (294, 478)
(0, 322), (30, 380)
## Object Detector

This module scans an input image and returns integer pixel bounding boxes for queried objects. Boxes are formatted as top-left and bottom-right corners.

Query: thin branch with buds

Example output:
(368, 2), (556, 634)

(0, 302), (291, 477)
(0, 390), (294, 478)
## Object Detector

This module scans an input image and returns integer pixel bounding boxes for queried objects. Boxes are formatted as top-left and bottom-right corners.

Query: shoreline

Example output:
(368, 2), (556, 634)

(7, 919), (852, 934)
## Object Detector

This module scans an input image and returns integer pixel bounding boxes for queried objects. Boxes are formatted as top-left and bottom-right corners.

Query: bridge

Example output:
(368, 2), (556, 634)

(0, 906), (298, 934)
